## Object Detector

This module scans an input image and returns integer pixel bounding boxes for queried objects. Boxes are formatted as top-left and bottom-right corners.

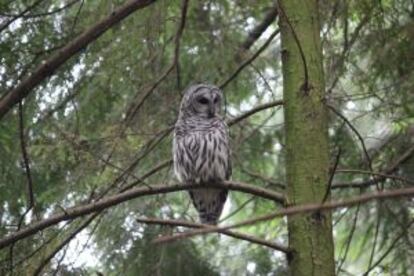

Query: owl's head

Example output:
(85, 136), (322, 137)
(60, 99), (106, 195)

(179, 84), (223, 119)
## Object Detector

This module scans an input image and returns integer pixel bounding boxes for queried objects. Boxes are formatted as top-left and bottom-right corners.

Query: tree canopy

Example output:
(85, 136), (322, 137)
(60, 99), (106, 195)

(0, 0), (413, 275)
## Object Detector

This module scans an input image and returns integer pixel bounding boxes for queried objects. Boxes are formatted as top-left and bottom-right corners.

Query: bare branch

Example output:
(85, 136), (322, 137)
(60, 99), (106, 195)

(238, 4), (278, 54)
(0, 180), (285, 249)
(154, 186), (414, 244)
(323, 149), (342, 203)
(227, 99), (284, 126)
(219, 28), (280, 89)
(18, 102), (35, 209)
(137, 217), (290, 254)
(327, 104), (373, 171)
(332, 145), (414, 189)
(336, 169), (414, 185)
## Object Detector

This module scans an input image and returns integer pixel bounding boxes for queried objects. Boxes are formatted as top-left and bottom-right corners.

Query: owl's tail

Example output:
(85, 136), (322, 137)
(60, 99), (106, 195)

(189, 188), (228, 225)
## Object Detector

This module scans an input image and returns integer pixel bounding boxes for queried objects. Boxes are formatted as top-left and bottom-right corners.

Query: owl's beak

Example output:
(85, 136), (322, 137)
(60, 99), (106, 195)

(208, 104), (215, 118)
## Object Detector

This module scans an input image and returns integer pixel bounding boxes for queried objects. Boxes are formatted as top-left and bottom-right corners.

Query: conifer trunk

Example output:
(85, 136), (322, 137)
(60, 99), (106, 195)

(278, 1), (336, 275)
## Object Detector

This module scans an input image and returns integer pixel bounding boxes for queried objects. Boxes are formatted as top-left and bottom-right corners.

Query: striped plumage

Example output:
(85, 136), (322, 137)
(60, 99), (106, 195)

(173, 84), (231, 225)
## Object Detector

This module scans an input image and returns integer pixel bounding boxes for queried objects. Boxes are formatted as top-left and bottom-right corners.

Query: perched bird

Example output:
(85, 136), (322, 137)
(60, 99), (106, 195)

(173, 84), (231, 225)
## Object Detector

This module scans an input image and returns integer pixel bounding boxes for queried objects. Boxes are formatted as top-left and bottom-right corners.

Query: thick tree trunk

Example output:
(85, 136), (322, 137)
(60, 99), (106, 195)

(278, 1), (336, 275)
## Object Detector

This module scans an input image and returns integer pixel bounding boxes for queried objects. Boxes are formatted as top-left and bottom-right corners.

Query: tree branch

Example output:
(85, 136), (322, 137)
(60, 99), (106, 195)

(238, 4), (278, 54)
(0, 180), (285, 250)
(154, 186), (414, 244)
(0, 0), (157, 120)
(136, 217), (290, 254)
(332, 145), (414, 189)
(219, 28), (280, 89)
(18, 102), (35, 209)
(227, 100), (284, 126)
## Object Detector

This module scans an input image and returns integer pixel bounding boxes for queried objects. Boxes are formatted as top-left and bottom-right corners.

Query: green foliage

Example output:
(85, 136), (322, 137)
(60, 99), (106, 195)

(0, 0), (413, 275)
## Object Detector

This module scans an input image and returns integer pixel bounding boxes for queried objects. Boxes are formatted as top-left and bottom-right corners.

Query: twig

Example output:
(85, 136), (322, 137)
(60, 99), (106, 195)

(227, 100), (284, 126)
(0, 0), (46, 33)
(335, 169), (413, 185)
(33, 214), (99, 276)
(219, 28), (280, 89)
(362, 220), (414, 276)
(118, 159), (173, 192)
(327, 104), (373, 171)
(367, 203), (382, 271)
(153, 186), (414, 244)
(336, 202), (361, 274)
(332, 145), (414, 189)
(18, 101), (35, 209)
(238, 3), (279, 54)
(276, 1), (309, 91)
(137, 217), (290, 254)
(323, 149), (342, 203)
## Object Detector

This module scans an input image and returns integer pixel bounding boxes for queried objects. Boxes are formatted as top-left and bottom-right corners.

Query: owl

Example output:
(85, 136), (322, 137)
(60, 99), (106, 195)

(173, 84), (231, 225)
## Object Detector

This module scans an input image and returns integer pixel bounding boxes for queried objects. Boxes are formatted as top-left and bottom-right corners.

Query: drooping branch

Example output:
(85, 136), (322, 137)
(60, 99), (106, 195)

(327, 104), (373, 171)
(0, 181), (285, 250)
(136, 217), (290, 254)
(18, 102), (35, 209)
(0, 0), (157, 120)
(238, 4), (278, 54)
(220, 28), (280, 89)
(154, 186), (414, 244)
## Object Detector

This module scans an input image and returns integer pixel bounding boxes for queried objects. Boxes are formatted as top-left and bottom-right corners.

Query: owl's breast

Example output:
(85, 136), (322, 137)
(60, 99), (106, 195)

(173, 125), (230, 184)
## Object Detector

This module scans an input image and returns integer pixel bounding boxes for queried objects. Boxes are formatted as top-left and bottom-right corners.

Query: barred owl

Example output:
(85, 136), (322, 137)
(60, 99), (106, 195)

(173, 84), (231, 225)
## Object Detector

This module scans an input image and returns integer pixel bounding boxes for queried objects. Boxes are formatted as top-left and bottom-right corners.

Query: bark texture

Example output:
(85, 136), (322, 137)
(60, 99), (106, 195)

(278, 0), (336, 275)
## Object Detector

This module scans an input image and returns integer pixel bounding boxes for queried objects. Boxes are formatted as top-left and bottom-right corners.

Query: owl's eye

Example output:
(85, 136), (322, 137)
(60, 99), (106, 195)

(198, 97), (209, 104)
(213, 97), (219, 103)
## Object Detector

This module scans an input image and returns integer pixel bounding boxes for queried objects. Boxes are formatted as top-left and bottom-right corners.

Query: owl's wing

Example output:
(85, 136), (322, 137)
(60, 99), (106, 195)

(223, 123), (232, 180)
(173, 133), (199, 182)
(225, 144), (232, 180)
